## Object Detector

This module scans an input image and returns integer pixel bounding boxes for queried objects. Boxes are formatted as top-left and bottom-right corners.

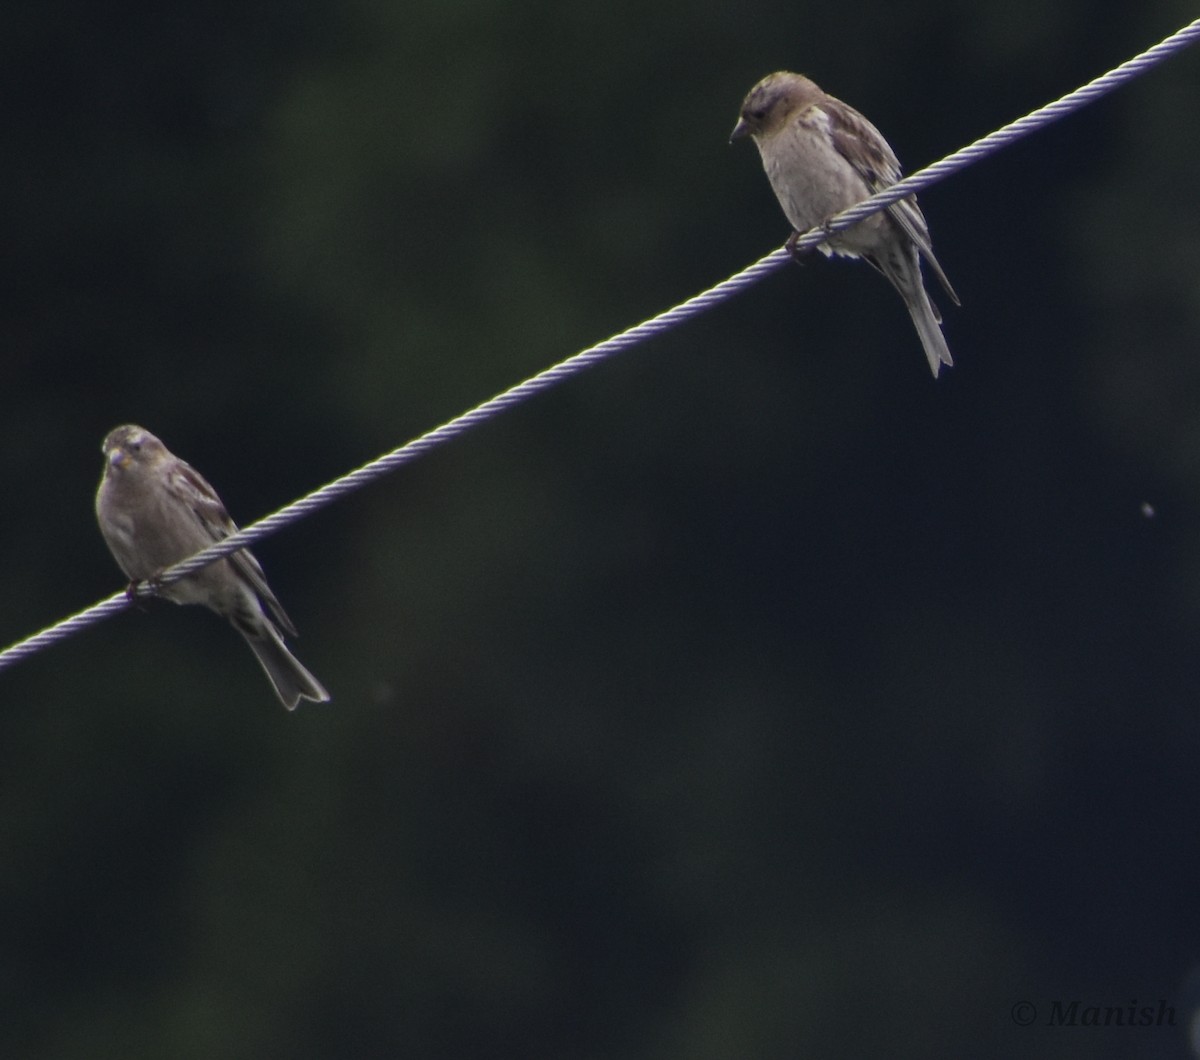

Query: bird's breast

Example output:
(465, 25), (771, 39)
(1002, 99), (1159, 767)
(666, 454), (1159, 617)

(759, 127), (884, 254)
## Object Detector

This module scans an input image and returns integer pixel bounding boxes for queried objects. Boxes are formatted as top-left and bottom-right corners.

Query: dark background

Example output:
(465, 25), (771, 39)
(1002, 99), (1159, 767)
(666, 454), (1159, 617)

(3, 2), (1199, 1057)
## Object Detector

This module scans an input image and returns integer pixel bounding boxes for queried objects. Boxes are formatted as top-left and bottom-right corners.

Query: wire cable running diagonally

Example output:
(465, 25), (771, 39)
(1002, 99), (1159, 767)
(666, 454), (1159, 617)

(1, 16), (1197, 677)
(799, 16), (1200, 253)
(0, 248), (790, 676)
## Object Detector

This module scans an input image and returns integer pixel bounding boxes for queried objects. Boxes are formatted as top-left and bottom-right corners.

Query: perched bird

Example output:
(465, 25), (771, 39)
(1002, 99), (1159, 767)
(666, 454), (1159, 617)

(95, 424), (330, 709)
(731, 71), (959, 376)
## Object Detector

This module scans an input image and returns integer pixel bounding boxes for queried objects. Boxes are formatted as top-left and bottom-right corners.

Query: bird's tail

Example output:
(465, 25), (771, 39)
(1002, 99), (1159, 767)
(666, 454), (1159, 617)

(241, 624), (331, 710)
(904, 284), (954, 378)
(878, 248), (954, 378)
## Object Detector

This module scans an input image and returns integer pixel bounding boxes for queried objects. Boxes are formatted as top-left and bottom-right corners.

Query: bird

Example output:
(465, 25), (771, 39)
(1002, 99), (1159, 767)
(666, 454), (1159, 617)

(95, 424), (331, 709)
(731, 71), (959, 376)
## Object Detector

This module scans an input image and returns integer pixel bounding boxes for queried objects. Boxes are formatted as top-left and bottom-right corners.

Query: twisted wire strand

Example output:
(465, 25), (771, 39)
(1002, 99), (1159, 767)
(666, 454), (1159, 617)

(1, 17), (1197, 676)
(0, 249), (790, 675)
(803, 16), (1200, 251)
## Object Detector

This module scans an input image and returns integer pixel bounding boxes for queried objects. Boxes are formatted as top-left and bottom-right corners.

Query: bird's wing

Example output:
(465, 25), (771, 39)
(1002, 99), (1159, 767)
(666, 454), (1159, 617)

(168, 460), (299, 637)
(822, 97), (959, 305)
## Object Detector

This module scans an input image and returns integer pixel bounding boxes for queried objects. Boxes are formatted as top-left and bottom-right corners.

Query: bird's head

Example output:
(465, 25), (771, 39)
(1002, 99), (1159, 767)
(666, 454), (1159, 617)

(102, 424), (165, 474)
(730, 71), (819, 143)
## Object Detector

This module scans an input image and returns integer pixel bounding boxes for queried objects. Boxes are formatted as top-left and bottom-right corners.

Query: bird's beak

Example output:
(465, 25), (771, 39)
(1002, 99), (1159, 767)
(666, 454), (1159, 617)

(108, 448), (131, 470)
(729, 117), (751, 143)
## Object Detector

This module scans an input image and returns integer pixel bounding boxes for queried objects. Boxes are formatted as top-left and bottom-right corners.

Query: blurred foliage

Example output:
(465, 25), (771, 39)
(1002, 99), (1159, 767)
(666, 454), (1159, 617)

(2, 1), (1200, 1057)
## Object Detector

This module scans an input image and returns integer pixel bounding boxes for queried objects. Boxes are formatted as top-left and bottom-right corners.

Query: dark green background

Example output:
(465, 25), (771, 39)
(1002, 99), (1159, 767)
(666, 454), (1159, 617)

(4, 1), (1199, 1057)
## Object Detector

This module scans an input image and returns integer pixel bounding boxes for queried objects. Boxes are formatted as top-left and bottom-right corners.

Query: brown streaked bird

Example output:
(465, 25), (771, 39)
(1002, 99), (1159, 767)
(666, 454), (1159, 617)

(731, 71), (959, 376)
(95, 424), (331, 709)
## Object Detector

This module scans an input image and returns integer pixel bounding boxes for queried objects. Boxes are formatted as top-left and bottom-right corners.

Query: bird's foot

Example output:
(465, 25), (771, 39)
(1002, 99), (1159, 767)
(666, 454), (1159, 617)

(124, 575), (163, 610)
(787, 228), (831, 263)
